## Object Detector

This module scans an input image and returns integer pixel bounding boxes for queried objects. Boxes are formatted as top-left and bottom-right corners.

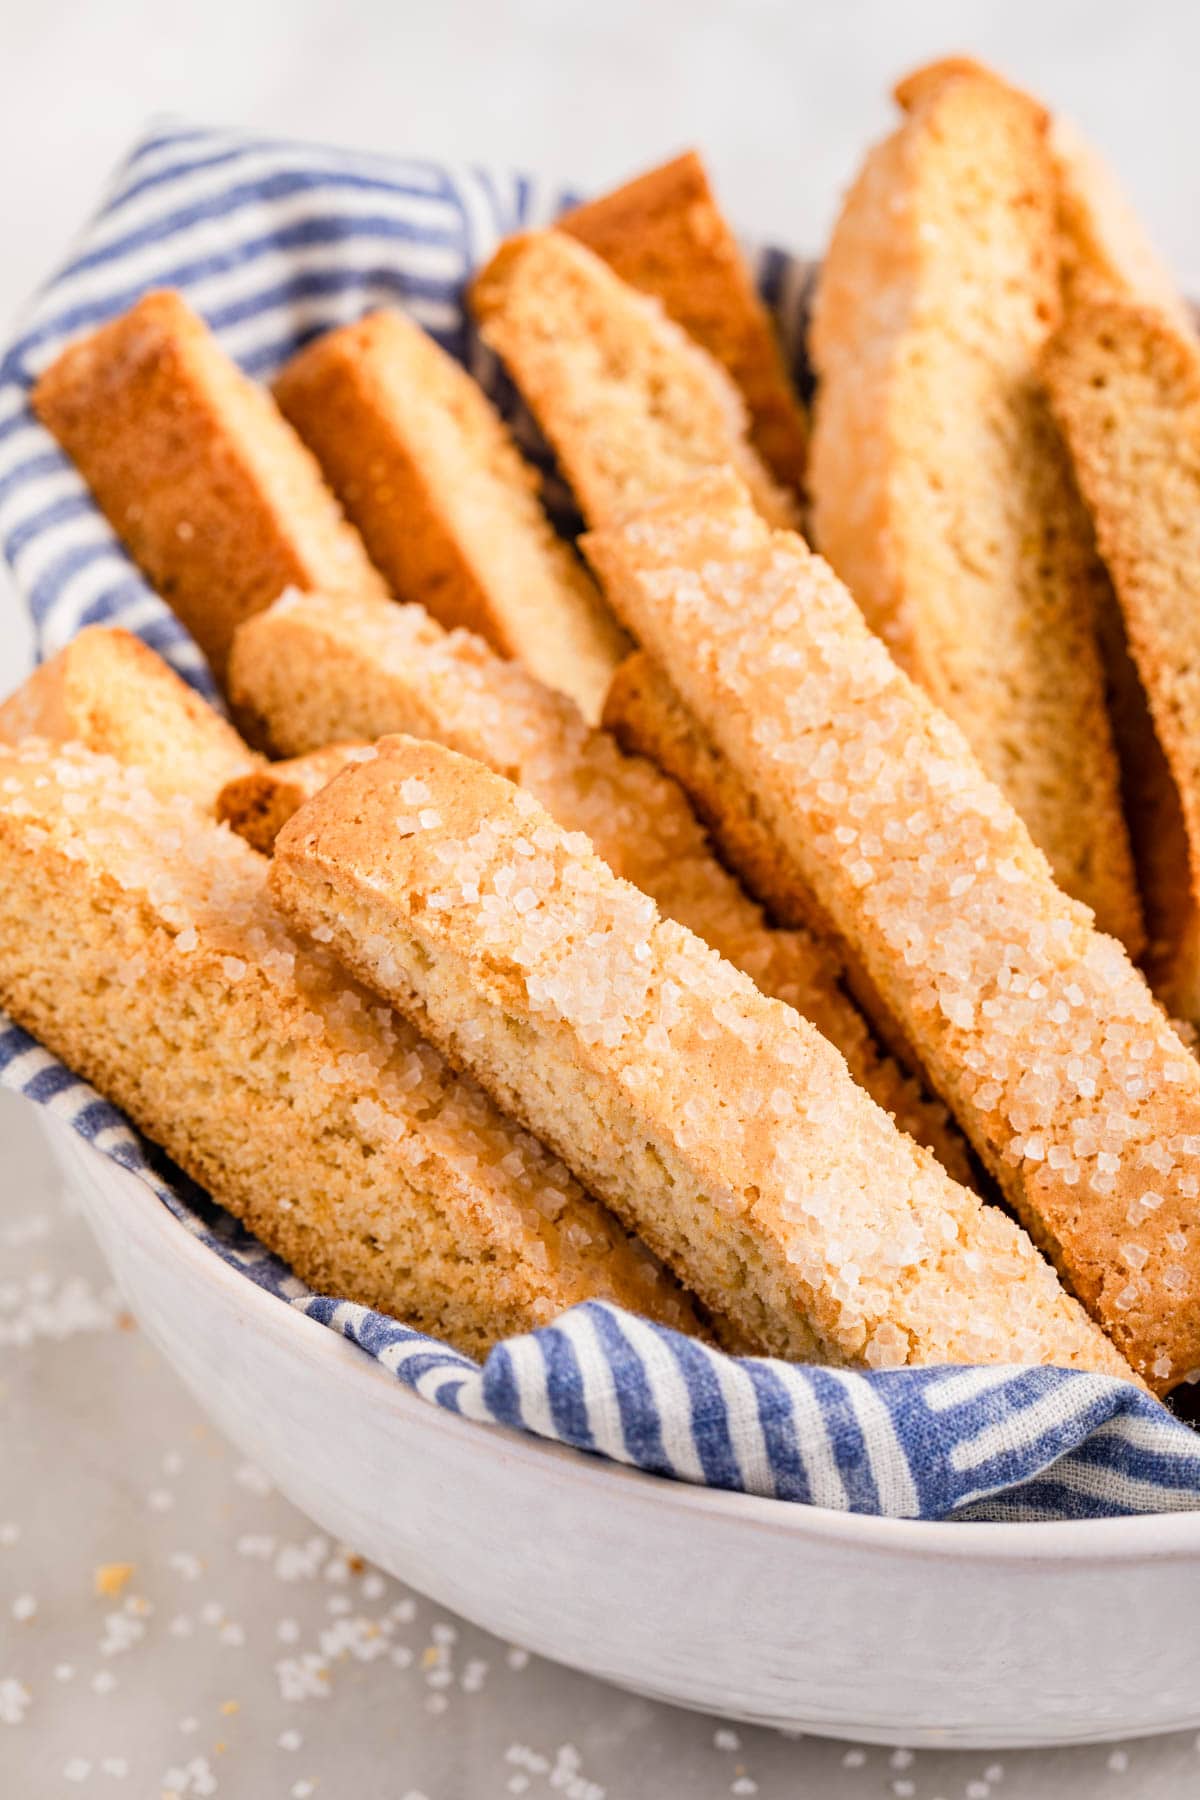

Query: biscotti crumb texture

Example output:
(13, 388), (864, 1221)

(32, 291), (389, 682)
(273, 310), (628, 722)
(560, 151), (808, 496)
(269, 734), (1134, 1381)
(0, 626), (259, 808)
(228, 586), (972, 1180)
(469, 231), (799, 531)
(0, 739), (696, 1355)
(584, 469), (1200, 1391)
(1045, 297), (1200, 1020)
(809, 59), (1143, 953)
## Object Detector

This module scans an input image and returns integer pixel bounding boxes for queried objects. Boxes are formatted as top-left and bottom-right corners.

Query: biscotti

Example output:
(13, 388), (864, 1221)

(269, 735), (1134, 1380)
(217, 744), (369, 854)
(1044, 298), (1200, 1019)
(32, 291), (389, 681)
(809, 58), (1142, 951)
(273, 310), (628, 721)
(560, 151), (808, 495)
(228, 586), (971, 1178)
(0, 738), (695, 1355)
(583, 469), (1200, 1391)
(469, 230), (799, 530)
(0, 626), (259, 807)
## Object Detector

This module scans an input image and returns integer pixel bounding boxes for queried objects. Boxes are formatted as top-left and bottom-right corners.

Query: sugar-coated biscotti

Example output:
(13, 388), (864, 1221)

(1044, 298), (1200, 1019)
(273, 311), (628, 722)
(560, 151), (808, 496)
(32, 291), (389, 681)
(269, 735), (1134, 1380)
(583, 469), (1200, 1391)
(0, 626), (259, 807)
(0, 739), (695, 1355)
(229, 586), (971, 1178)
(217, 744), (370, 854)
(469, 231), (799, 530)
(809, 58), (1142, 952)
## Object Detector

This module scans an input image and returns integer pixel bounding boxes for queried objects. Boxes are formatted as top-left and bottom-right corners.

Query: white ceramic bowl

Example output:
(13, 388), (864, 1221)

(48, 1117), (1200, 1750)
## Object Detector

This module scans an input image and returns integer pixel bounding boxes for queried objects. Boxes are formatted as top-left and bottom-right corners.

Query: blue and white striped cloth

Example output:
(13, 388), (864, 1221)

(3, 121), (1199, 1522)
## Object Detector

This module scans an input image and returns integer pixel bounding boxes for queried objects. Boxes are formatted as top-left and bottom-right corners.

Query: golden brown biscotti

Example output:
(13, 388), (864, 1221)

(269, 735), (1134, 1381)
(217, 744), (370, 853)
(32, 291), (389, 682)
(1044, 298), (1200, 1019)
(0, 626), (259, 807)
(469, 231), (799, 530)
(229, 587), (971, 1179)
(560, 151), (808, 496)
(0, 738), (696, 1355)
(583, 469), (1200, 1392)
(273, 311), (628, 722)
(809, 58), (1142, 953)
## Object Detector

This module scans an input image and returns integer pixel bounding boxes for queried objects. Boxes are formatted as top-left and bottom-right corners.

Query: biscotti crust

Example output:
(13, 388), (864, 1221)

(561, 151), (808, 496)
(0, 626), (259, 808)
(809, 59), (1143, 952)
(0, 739), (695, 1354)
(273, 310), (628, 722)
(584, 469), (1200, 1391)
(32, 291), (389, 682)
(229, 587), (972, 1179)
(469, 231), (799, 531)
(270, 734), (1134, 1381)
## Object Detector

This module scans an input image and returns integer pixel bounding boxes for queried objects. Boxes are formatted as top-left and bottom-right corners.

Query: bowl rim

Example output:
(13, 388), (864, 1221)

(56, 1117), (1200, 1563)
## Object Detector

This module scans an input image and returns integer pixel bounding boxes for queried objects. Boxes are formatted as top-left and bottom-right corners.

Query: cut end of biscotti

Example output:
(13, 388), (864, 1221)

(809, 60), (1143, 953)
(1044, 296), (1200, 1017)
(33, 289), (388, 683)
(273, 308), (629, 723)
(469, 230), (799, 532)
(560, 150), (808, 496)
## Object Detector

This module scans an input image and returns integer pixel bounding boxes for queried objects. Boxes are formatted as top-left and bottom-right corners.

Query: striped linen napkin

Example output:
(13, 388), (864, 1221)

(2, 120), (1198, 1521)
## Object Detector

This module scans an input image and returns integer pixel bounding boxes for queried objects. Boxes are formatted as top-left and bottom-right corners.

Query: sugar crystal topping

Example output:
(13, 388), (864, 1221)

(364, 742), (1129, 1375)
(591, 479), (1200, 1372)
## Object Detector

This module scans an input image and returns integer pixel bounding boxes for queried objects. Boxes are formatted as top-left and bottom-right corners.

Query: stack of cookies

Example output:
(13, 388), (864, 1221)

(6, 55), (1200, 1398)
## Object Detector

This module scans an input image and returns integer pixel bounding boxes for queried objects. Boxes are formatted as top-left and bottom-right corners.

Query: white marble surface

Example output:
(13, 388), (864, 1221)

(4, 3), (1200, 1792)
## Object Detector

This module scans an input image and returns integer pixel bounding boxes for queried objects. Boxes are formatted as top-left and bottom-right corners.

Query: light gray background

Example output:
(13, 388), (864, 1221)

(3, 2), (1200, 1792)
